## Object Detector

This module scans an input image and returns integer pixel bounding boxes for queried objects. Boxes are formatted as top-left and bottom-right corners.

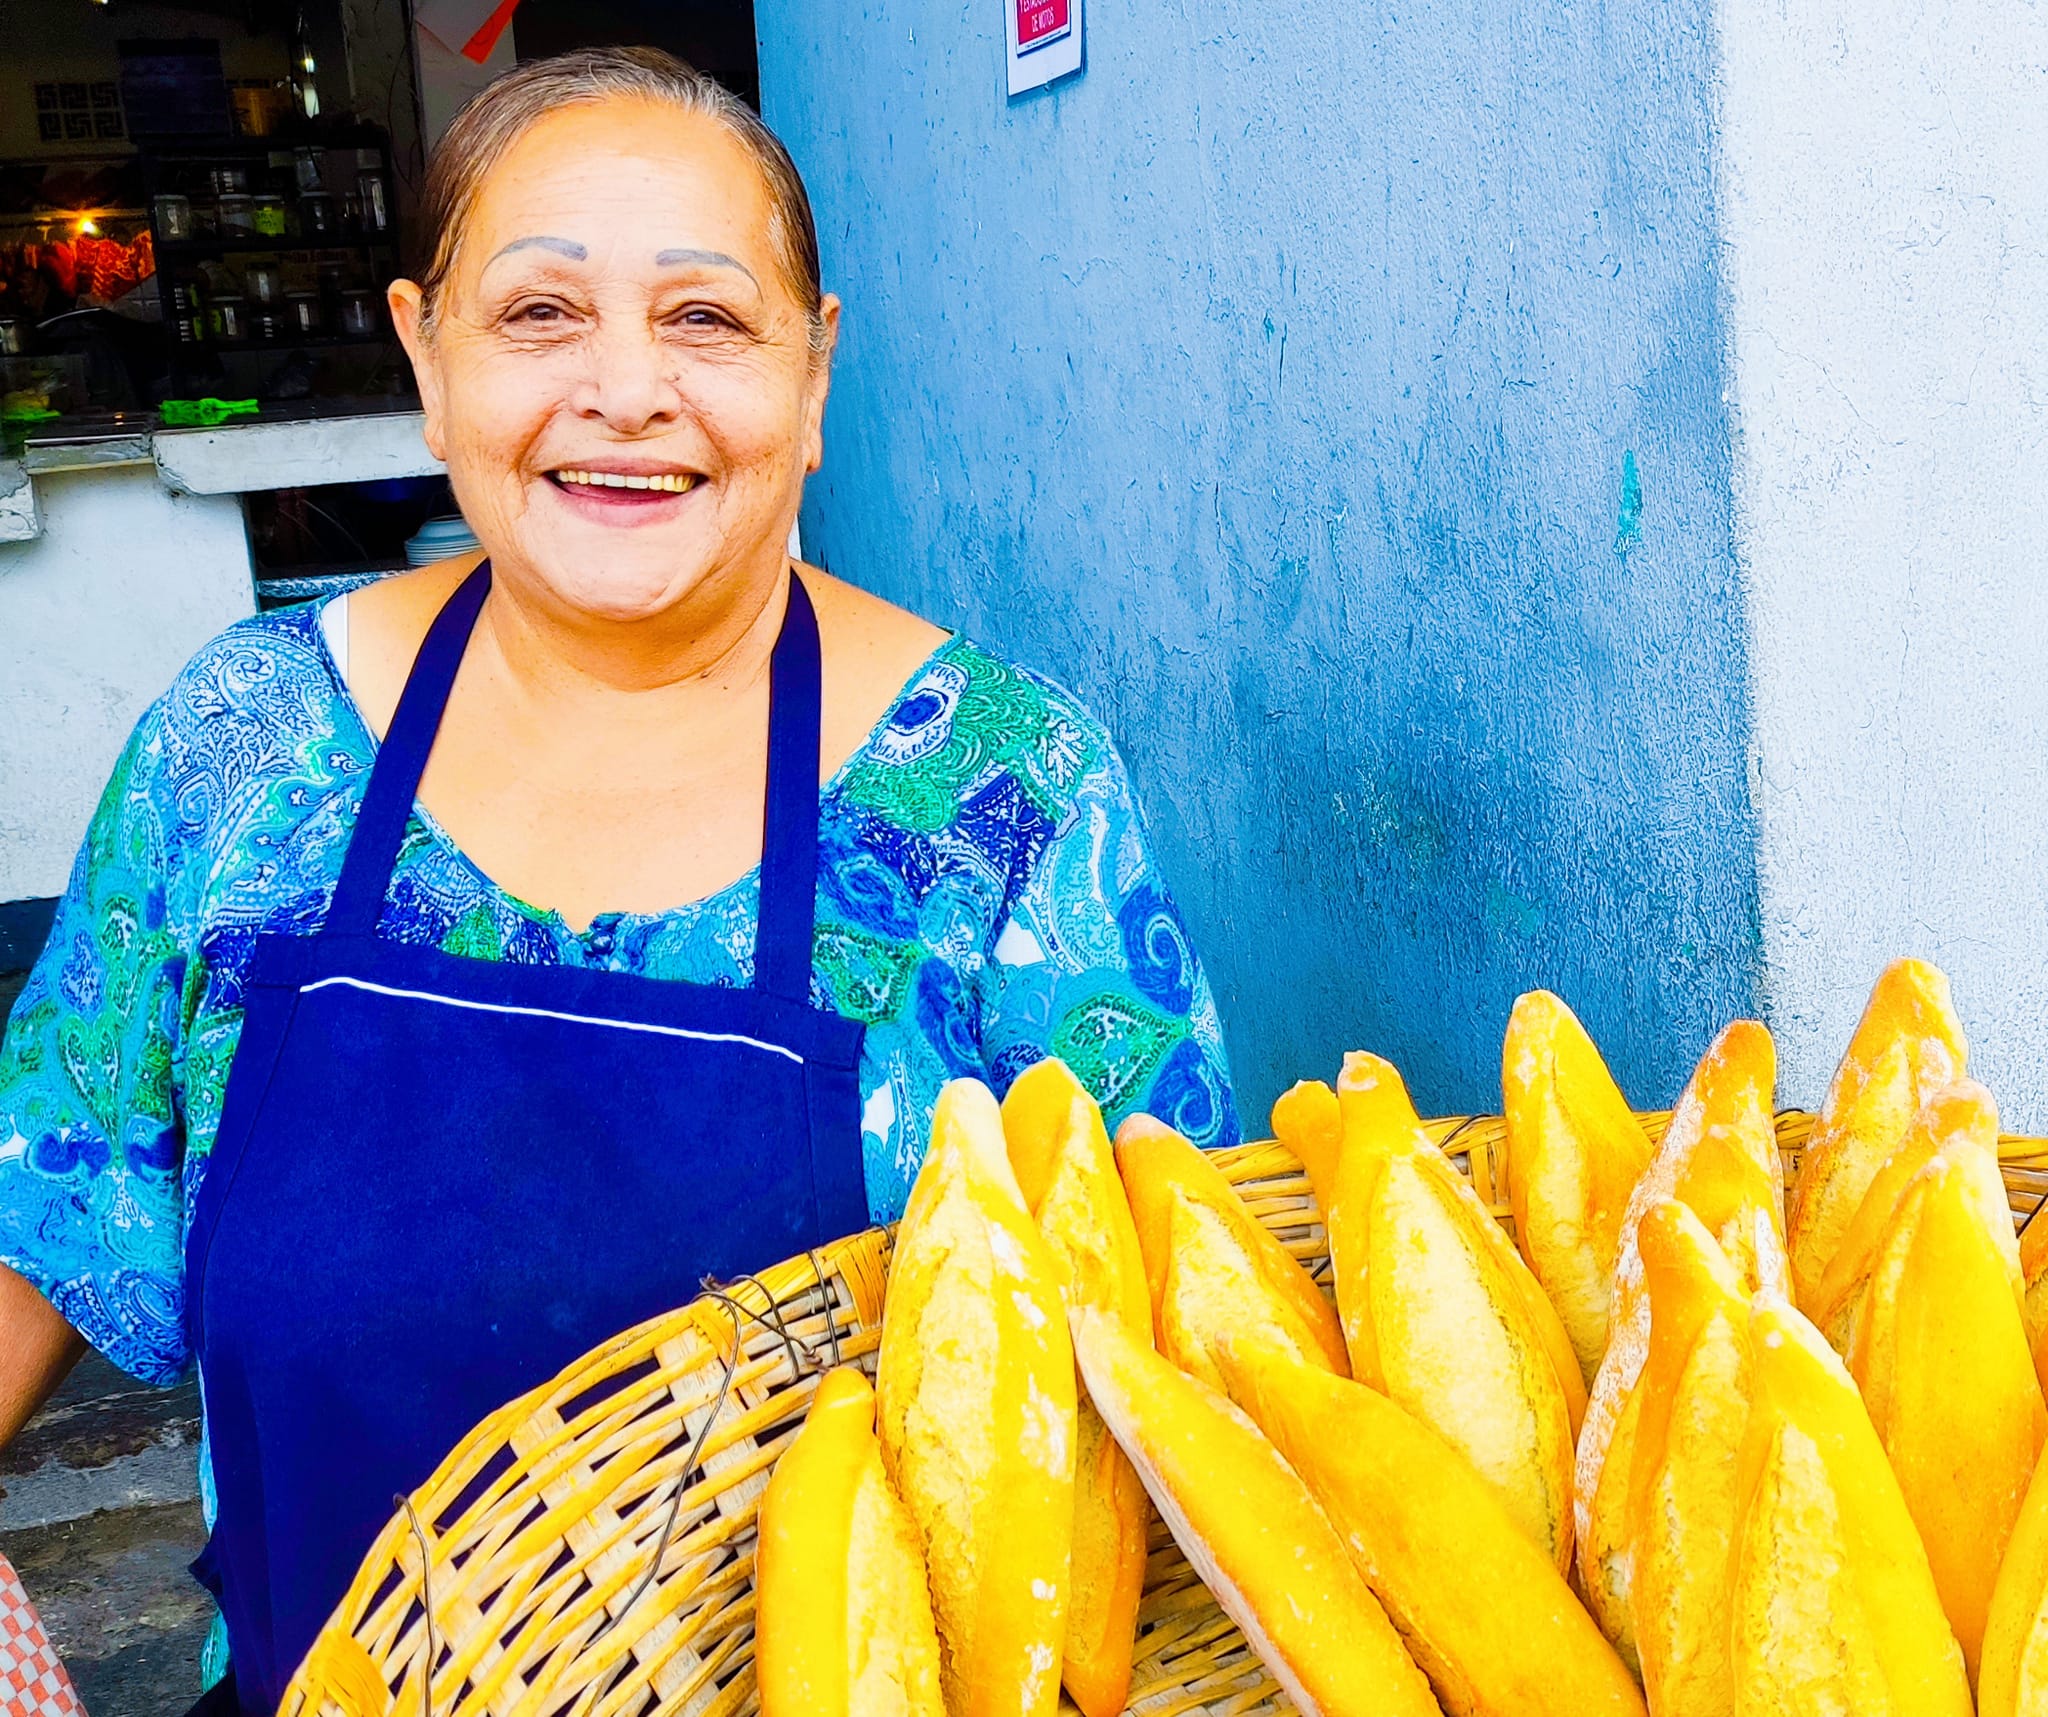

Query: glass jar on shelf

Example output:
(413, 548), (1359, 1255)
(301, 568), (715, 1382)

(338, 288), (379, 337)
(299, 190), (337, 236)
(354, 150), (390, 232)
(243, 261), (284, 306)
(153, 194), (194, 240)
(252, 195), (289, 237)
(285, 290), (322, 335)
(217, 193), (256, 236)
(212, 294), (247, 341)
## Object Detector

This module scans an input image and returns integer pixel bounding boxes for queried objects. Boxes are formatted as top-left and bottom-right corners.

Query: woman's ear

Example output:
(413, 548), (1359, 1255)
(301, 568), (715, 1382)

(388, 279), (448, 462)
(802, 294), (842, 476)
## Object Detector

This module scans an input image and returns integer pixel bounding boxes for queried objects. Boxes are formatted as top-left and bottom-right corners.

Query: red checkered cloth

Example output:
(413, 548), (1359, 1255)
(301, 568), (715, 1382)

(0, 1554), (84, 1717)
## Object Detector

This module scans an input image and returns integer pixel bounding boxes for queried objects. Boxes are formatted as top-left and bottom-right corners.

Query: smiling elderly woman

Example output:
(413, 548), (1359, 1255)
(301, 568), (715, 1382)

(0, 47), (1236, 1715)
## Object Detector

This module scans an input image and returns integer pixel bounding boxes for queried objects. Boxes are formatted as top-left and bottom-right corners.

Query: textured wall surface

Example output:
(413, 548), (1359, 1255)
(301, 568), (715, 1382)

(759, 0), (1760, 1124)
(0, 467), (253, 901)
(1719, 0), (2048, 1123)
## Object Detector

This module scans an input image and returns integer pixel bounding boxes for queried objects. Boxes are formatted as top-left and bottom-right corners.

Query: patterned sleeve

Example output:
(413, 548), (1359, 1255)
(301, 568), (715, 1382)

(0, 707), (193, 1387)
(977, 734), (1241, 1150)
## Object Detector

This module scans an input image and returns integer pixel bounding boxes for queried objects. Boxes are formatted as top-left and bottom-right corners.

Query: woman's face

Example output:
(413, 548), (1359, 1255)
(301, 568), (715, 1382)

(391, 98), (838, 627)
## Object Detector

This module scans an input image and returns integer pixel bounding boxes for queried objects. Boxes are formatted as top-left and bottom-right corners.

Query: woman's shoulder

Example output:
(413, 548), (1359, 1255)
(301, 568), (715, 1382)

(834, 610), (1119, 841)
(123, 600), (366, 875)
(156, 599), (344, 732)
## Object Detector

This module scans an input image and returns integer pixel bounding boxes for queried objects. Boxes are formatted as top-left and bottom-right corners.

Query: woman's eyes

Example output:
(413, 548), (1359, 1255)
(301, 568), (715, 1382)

(495, 302), (741, 333)
(666, 305), (741, 332)
(504, 299), (574, 328)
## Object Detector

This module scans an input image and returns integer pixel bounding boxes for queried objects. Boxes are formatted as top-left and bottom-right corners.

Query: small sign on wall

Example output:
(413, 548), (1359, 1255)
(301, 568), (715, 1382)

(1007, 0), (1082, 96)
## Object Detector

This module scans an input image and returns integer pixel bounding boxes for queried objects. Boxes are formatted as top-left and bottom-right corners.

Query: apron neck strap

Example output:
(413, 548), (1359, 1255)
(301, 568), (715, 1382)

(756, 570), (823, 1003)
(328, 560), (492, 937)
(327, 562), (826, 1005)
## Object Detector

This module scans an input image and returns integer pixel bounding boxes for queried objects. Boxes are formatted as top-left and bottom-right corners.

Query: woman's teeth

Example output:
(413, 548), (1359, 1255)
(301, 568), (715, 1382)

(552, 469), (699, 493)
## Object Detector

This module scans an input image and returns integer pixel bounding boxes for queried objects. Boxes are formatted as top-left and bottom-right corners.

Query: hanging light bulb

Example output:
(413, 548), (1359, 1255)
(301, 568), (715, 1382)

(301, 51), (316, 72)
(75, 215), (100, 235)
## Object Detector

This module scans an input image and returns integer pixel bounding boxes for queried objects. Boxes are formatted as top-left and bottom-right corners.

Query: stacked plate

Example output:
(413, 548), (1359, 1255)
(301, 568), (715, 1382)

(404, 513), (482, 567)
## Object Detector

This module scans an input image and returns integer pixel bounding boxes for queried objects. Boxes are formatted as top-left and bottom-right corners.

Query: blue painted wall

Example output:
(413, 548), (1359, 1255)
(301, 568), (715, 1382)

(757, 1), (1760, 1127)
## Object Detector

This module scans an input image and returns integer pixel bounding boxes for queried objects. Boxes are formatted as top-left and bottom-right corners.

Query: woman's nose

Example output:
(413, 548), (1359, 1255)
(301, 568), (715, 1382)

(571, 317), (685, 434)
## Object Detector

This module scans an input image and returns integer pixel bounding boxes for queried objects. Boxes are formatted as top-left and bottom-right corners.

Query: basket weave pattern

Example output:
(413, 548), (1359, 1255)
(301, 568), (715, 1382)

(280, 1112), (2048, 1717)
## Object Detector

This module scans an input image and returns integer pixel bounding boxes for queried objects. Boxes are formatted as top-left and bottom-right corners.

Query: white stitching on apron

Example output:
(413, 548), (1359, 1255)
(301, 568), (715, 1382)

(298, 975), (808, 1065)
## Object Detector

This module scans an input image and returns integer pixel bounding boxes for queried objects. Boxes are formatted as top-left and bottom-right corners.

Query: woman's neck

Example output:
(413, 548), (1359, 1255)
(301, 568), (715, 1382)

(476, 549), (793, 706)
(397, 547), (800, 927)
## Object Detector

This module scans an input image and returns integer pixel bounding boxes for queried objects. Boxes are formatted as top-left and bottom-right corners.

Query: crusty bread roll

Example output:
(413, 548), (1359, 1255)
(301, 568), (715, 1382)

(755, 1367), (943, 1717)
(876, 1079), (1075, 1717)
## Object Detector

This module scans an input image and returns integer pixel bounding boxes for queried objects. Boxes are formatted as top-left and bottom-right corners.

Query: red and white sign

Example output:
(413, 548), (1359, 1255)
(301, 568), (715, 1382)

(1006, 0), (1082, 94)
(415, 0), (521, 63)
(1017, 0), (1071, 51)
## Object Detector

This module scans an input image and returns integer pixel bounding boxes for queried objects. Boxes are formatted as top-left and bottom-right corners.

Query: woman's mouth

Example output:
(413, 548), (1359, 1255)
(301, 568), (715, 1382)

(544, 466), (706, 525)
(548, 467), (702, 495)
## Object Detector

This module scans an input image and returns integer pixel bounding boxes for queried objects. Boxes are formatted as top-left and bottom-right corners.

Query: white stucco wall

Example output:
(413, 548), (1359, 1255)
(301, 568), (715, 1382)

(0, 466), (254, 901)
(1718, 0), (2048, 1123)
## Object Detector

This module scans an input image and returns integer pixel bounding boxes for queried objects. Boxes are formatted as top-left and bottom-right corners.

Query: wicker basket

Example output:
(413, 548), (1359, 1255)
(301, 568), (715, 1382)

(280, 1111), (2048, 1717)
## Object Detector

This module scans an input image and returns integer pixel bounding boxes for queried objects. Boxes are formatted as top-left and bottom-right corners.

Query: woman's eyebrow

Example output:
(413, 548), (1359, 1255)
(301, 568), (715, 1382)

(654, 247), (759, 286)
(484, 235), (588, 269)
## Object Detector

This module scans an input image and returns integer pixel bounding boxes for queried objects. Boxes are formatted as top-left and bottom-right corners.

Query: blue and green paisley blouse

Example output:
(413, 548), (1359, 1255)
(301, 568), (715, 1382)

(0, 602), (1239, 1393)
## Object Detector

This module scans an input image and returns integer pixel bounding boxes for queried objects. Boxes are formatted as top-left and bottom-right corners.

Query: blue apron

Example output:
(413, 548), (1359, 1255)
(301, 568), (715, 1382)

(182, 563), (869, 1714)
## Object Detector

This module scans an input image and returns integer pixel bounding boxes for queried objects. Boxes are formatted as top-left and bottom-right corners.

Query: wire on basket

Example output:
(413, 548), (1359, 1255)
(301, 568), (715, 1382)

(365, 1230), (891, 1717)
(705, 1285), (807, 1382)
(394, 1284), (768, 1717)
(1436, 1114), (1484, 1151)
(597, 1297), (746, 1631)
(574, 1261), (856, 1711)
(805, 1247), (843, 1368)
(398, 1496), (438, 1717)
(2022, 1185), (2048, 1238)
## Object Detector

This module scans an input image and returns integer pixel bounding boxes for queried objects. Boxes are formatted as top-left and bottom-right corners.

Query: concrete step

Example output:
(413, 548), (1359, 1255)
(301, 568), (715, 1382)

(5, 1501), (211, 1717)
(2, 1353), (209, 1716)
(3, 1356), (201, 1531)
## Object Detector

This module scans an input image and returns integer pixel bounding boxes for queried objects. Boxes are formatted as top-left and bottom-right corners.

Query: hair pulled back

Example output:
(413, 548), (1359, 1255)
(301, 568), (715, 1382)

(411, 46), (824, 346)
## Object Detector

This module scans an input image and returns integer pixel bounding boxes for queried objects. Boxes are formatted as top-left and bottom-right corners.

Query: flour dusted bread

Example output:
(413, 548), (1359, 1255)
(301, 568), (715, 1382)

(1114, 1112), (1348, 1390)
(1271, 1078), (1345, 1213)
(1217, 1338), (1642, 1717)
(1982, 1440), (2048, 1716)
(1574, 1020), (1784, 1666)
(1729, 1299), (1971, 1717)
(1501, 990), (1655, 1388)
(1000, 1060), (1150, 1717)
(756, 1367), (944, 1717)
(1070, 1307), (1440, 1717)
(1329, 1051), (1584, 1570)
(876, 1079), (1075, 1717)
(1805, 1082), (1994, 1348)
(1842, 1093), (2045, 1687)
(1624, 1201), (1755, 1717)
(1786, 958), (1967, 1310)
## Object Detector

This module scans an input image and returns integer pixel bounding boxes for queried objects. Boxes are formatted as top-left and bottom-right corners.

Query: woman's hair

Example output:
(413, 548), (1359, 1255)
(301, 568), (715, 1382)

(410, 46), (824, 347)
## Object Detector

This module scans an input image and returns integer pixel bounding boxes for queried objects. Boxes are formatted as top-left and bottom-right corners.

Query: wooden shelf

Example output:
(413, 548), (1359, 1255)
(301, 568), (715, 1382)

(174, 331), (390, 354)
(157, 233), (395, 255)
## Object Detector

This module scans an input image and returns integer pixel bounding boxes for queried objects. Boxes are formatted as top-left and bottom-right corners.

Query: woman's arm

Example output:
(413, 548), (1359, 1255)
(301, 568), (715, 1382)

(0, 703), (197, 1397)
(0, 1263), (84, 1448)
